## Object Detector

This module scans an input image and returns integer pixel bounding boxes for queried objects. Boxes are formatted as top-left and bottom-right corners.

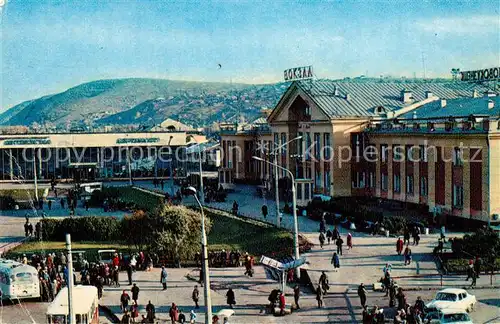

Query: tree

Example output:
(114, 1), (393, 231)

(122, 210), (151, 251)
(149, 205), (211, 267)
(451, 227), (500, 267)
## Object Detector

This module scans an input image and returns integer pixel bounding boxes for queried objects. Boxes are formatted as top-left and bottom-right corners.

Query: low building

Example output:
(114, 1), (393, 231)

(0, 131), (187, 182)
(359, 94), (500, 222)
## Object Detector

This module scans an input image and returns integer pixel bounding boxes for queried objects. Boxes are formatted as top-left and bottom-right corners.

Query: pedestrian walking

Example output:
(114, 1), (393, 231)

(192, 285), (200, 308)
(319, 271), (329, 294)
(466, 259), (474, 281)
(315, 285), (323, 308)
(127, 264), (133, 285)
(474, 256), (482, 278)
(60, 198), (65, 209)
(469, 269), (477, 288)
(146, 301), (155, 322)
(331, 252), (340, 269)
(293, 285), (300, 309)
(130, 301), (139, 322)
(131, 283), (140, 303)
(403, 228), (410, 245)
(347, 232), (353, 249)
(319, 232), (326, 249)
(262, 204), (268, 219)
(189, 310), (197, 324)
(160, 266), (168, 290)
(326, 228), (332, 245)
(121, 310), (132, 324)
(396, 237), (404, 255)
(169, 303), (179, 323)
(226, 288), (236, 309)
(389, 283), (397, 307)
(48, 200), (52, 210)
(336, 236), (344, 255)
(232, 201), (239, 215)
(358, 283), (367, 307)
(161, 179), (165, 191)
(396, 287), (406, 310)
(404, 245), (412, 265)
(120, 290), (131, 312)
(279, 291), (286, 315)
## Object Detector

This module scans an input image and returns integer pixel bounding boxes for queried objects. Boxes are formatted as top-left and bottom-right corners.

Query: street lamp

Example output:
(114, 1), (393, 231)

(252, 156), (300, 279)
(186, 186), (212, 323)
(187, 135), (205, 205)
(270, 136), (302, 227)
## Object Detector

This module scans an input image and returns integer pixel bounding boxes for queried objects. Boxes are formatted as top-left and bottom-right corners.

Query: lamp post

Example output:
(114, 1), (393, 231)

(188, 136), (205, 205)
(253, 156), (300, 279)
(271, 136), (302, 227)
(33, 148), (39, 202)
(65, 234), (76, 324)
(187, 186), (212, 323)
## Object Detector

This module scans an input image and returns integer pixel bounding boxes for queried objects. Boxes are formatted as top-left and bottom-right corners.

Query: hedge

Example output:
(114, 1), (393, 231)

(90, 186), (163, 212)
(41, 217), (122, 242)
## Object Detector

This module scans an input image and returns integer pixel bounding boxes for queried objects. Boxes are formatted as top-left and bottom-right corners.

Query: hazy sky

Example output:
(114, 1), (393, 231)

(1, 0), (499, 110)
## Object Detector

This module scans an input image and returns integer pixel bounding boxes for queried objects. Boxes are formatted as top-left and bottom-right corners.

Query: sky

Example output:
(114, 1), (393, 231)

(1, 0), (499, 110)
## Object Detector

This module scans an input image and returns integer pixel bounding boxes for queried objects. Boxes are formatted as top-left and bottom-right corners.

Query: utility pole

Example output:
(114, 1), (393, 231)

(65, 234), (76, 324)
(33, 148), (39, 202)
(127, 147), (133, 186)
(274, 151), (280, 227)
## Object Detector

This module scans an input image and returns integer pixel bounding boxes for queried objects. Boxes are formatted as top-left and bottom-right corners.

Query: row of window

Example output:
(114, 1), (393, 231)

(273, 132), (332, 161)
(378, 145), (465, 166)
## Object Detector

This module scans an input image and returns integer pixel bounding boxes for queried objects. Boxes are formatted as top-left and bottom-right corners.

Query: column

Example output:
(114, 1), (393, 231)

(427, 147), (436, 211)
(462, 149), (471, 215)
(9, 148), (13, 180)
(387, 149), (393, 199)
(444, 147), (453, 210)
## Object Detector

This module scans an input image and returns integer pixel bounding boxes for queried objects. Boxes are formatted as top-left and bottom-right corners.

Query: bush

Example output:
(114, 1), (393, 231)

(0, 196), (16, 210)
(101, 187), (163, 212)
(451, 227), (500, 263)
(41, 217), (121, 241)
(88, 189), (106, 207)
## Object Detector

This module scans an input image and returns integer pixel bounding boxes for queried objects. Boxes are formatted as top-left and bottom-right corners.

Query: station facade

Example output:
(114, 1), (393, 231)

(0, 131), (187, 182)
(220, 80), (499, 221)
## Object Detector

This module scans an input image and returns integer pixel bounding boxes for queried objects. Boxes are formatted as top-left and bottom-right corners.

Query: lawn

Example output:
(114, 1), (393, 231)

(0, 189), (46, 201)
(9, 208), (296, 260)
(206, 208), (295, 257)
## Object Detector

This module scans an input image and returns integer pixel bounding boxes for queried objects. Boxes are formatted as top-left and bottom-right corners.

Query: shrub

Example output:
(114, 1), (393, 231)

(0, 196), (16, 210)
(451, 227), (500, 263)
(41, 217), (121, 241)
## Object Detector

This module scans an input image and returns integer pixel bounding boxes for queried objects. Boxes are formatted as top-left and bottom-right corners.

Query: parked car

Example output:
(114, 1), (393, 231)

(424, 308), (473, 324)
(426, 288), (476, 313)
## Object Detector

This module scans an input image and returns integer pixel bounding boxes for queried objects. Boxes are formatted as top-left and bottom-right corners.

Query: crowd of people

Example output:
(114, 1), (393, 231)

(194, 250), (246, 268)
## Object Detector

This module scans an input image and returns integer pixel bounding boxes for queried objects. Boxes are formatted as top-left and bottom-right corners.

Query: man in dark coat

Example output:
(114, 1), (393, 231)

(358, 283), (367, 307)
(131, 283), (140, 303)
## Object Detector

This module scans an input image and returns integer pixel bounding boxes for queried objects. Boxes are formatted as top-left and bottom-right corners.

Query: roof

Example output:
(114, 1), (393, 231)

(292, 80), (494, 118)
(399, 96), (500, 119)
(47, 285), (98, 315)
(438, 288), (468, 294)
(154, 118), (195, 131)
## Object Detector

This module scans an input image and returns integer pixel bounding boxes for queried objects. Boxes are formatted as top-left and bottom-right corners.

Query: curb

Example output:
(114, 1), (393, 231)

(99, 304), (120, 323)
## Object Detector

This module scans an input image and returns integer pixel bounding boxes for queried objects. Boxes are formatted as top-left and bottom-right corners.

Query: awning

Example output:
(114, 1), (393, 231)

(68, 162), (98, 168)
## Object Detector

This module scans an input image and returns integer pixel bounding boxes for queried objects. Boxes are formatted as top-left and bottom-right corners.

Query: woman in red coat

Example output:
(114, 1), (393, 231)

(279, 292), (286, 315)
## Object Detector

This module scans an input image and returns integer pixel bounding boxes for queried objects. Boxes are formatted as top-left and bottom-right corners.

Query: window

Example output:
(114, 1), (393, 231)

(323, 133), (331, 159)
(420, 177), (428, 196)
(394, 174), (401, 193)
(280, 133), (287, 156)
(453, 147), (463, 166)
(406, 146), (414, 162)
(393, 145), (403, 162)
(453, 185), (464, 207)
(369, 172), (375, 188)
(352, 172), (365, 188)
(304, 183), (310, 200)
(305, 105), (311, 116)
(297, 183), (303, 199)
(305, 133), (312, 160)
(273, 133), (279, 154)
(315, 168), (322, 190)
(297, 132), (303, 157)
(381, 144), (389, 162)
(306, 166), (311, 179)
(419, 145), (428, 162)
(324, 171), (331, 194)
(406, 175), (414, 194)
(381, 173), (388, 191)
(314, 133), (321, 160)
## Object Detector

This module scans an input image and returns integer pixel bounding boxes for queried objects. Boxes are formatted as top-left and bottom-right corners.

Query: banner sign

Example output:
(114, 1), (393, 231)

(116, 138), (160, 144)
(460, 67), (500, 82)
(260, 256), (284, 270)
(284, 65), (313, 81)
(4, 138), (51, 145)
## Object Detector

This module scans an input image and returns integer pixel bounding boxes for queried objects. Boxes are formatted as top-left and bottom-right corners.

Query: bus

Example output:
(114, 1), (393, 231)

(47, 285), (99, 324)
(0, 258), (40, 300)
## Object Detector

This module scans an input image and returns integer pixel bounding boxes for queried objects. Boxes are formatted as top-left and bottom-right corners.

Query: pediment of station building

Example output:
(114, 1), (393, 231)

(267, 83), (330, 123)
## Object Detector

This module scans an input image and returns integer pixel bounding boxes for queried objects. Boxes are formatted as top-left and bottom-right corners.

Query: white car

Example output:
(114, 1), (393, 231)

(426, 288), (477, 313)
(424, 308), (473, 324)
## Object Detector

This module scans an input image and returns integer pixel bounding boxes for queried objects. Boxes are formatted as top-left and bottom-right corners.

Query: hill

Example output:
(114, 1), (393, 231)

(0, 78), (289, 129)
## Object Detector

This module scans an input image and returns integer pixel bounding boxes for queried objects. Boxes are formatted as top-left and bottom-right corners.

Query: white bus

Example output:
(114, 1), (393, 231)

(47, 285), (99, 324)
(0, 258), (40, 300)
